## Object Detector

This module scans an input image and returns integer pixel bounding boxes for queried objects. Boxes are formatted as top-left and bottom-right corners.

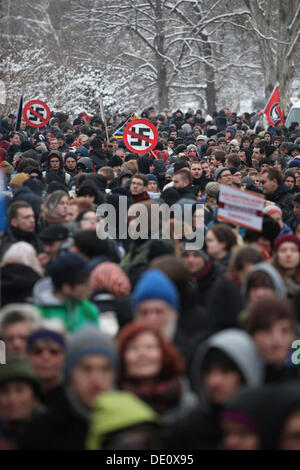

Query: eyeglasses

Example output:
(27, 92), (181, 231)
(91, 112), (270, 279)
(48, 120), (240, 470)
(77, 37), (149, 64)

(82, 217), (99, 222)
(131, 181), (144, 187)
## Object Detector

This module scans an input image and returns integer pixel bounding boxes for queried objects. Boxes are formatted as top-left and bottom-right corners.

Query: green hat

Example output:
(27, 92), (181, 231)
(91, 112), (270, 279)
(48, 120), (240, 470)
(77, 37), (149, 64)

(86, 391), (160, 450)
(0, 354), (41, 397)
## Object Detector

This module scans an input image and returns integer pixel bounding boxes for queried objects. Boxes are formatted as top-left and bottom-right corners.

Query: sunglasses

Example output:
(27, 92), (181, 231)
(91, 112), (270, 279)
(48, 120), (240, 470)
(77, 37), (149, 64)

(30, 175), (40, 180)
(31, 346), (62, 356)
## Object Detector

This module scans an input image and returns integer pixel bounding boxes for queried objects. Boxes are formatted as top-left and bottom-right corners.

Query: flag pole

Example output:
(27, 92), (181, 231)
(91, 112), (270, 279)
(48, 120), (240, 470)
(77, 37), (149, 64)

(99, 95), (109, 144)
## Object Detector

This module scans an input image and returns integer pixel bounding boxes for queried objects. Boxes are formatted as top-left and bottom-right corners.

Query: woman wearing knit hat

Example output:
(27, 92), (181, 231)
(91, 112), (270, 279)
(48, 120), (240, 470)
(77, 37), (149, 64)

(263, 205), (292, 237)
(270, 234), (300, 299)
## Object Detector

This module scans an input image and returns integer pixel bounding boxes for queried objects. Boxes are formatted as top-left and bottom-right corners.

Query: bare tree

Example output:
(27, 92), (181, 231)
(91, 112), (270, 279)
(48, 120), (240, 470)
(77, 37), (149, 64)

(242, 0), (300, 109)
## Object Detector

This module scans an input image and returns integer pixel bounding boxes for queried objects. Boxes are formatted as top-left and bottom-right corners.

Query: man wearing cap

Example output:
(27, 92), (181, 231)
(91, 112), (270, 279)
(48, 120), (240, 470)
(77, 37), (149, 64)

(33, 253), (99, 332)
(40, 224), (69, 261)
(0, 354), (42, 449)
(18, 327), (118, 450)
(215, 167), (232, 186)
(132, 268), (193, 360)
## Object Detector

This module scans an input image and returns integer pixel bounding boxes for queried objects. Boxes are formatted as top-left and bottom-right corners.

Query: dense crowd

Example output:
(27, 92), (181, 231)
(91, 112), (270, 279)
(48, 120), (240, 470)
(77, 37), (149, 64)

(0, 107), (300, 450)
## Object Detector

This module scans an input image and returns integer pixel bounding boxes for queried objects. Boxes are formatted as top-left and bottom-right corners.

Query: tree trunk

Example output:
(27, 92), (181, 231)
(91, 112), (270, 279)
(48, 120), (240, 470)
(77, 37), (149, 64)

(157, 64), (169, 110)
(200, 33), (217, 114)
(155, 0), (169, 109)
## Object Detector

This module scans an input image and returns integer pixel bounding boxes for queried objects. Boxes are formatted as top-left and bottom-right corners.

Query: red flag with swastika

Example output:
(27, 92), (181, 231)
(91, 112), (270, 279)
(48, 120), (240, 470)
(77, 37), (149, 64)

(264, 83), (284, 126)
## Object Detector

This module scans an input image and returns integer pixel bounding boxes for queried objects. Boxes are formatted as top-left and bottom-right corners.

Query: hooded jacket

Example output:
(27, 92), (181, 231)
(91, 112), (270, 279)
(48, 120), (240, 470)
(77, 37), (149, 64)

(33, 278), (99, 333)
(189, 329), (264, 409)
(242, 262), (287, 300)
(167, 329), (264, 450)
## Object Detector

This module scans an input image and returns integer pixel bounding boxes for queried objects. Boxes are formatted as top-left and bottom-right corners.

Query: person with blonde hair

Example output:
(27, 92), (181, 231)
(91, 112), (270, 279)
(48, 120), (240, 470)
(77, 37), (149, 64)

(1, 242), (43, 306)
(3, 242), (43, 276)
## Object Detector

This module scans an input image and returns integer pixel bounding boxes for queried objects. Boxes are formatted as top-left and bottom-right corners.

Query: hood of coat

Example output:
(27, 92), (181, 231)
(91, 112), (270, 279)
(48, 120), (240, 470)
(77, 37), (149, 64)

(33, 277), (62, 306)
(190, 329), (265, 411)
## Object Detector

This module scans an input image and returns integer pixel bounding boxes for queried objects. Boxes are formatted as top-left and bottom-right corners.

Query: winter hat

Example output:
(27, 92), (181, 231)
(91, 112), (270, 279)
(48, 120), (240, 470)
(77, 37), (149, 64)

(64, 151), (77, 163)
(165, 167), (174, 177)
(215, 167), (230, 181)
(77, 157), (93, 171)
(241, 176), (254, 185)
(64, 326), (118, 381)
(132, 269), (180, 312)
(90, 262), (131, 297)
(75, 146), (89, 157)
(40, 224), (69, 242)
(0, 353), (41, 397)
(273, 234), (300, 252)
(48, 150), (62, 160)
(288, 160), (300, 169)
(196, 135), (207, 143)
(27, 328), (66, 352)
(87, 391), (159, 450)
(146, 174), (158, 184)
(263, 205), (282, 217)
(152, 159), (166, 176)
(46, 252), (91, 289)
(108, 155), (123, 168)
(226, 126), (236, 137)
(10, 172), (30, 187)
(174, 159), (189, 173)
(205, 182), (220, 198)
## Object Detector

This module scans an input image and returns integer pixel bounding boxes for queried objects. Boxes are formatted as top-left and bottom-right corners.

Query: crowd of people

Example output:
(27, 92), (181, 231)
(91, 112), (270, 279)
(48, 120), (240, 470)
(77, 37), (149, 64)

(0, 106), (300, 450)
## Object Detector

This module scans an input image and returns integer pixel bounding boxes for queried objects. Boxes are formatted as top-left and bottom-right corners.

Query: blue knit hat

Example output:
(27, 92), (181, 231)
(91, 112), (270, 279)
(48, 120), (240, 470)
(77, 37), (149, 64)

(146, 174), (158, 184)
(288, 159), (300, 169)
(64, 151), (78, 162)
(132, 269), (180, 312)
(75, 146), (89, 157)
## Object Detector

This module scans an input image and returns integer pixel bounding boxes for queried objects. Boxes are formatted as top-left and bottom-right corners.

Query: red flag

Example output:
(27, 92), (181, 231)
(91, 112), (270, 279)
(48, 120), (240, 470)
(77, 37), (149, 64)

(264, 83), (284, 126)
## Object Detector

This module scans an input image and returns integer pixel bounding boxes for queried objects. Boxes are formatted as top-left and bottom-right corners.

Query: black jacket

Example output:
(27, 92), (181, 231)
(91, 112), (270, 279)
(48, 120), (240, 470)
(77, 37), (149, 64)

(0, 227), (43, 260)
(175, 185), (197, 200)
(1, 263), (41, 306)
(268, 183), (294, 222)
(17, 392), (89, 450)
(89, 148), (110, 170)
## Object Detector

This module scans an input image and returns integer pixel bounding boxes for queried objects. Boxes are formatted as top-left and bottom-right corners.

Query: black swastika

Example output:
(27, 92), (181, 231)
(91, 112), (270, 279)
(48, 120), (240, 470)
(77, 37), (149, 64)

(29, 106), (45, 122)
(130, 127), (150, 147)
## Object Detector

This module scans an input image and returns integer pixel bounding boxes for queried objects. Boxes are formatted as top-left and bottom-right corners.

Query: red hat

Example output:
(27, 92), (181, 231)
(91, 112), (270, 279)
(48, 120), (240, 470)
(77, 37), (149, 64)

(274, 234), (300, 252)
